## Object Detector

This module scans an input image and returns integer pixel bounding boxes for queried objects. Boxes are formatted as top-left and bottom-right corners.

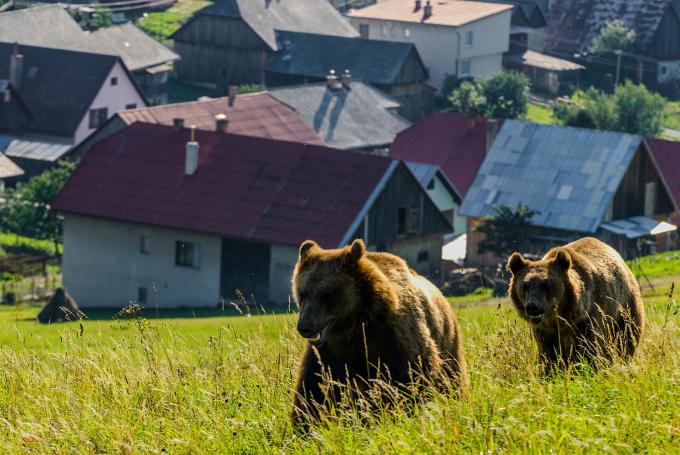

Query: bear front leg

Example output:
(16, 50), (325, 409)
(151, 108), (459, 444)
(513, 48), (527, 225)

(291, 345), (325, 431)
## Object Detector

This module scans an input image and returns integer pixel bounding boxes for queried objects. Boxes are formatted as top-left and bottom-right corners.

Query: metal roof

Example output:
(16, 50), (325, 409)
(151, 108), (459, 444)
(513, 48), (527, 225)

(0, 154), (24, 179)
(504, 50), (584, 71)
(459, 120), (643, 233)
(0, 135), (72, 162)
(601, 216), (677, 239)
(406, 161), (462, 204)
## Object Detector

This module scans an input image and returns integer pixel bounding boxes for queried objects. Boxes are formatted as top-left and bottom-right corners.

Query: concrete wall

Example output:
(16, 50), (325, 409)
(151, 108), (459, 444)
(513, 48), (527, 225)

(268, 244), (298, 306)
(62, 215), (221, 308)
(73, 61), (147, 146)
(658, 59), (680, 83)
(350, 10), (511, 91)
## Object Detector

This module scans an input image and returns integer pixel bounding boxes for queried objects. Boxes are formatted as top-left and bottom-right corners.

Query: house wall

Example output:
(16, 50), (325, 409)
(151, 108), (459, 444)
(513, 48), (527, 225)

(62, 215), (222, 308)
(269, 244), (298, 305)
(424, 174), (466, 236)
(349, 10), (511, 92)
(391, 232), (445, 280)
(73, 61), (146, 146)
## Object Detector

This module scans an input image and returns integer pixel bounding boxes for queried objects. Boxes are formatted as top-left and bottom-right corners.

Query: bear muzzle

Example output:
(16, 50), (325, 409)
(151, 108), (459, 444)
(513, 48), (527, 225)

(297, 315), (335, 346)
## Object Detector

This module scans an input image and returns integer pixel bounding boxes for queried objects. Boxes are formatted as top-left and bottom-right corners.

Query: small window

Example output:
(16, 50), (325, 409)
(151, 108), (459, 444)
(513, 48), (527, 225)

(404, 28), (411, 38)
(138, 287), (148, 304)
(427, 179), (435, 190)
(140, 235), (151, 255)
(175, 241), (201, 268)
(111, 77), (118, 86)
(464, 30), (474, 48)
(88, 107), (108, 129)
(417, 251), (429, 263)
(661, 66), (667, 75)
(359, 23), (369, 38)
(460, 60), (471, 77)
(397, 207), (407, 236)
(125, 103), (137, 110)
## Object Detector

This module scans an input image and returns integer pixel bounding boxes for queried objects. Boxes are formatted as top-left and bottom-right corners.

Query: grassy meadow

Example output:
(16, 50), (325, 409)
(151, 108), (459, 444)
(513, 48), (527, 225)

(0, 254), (678, 453)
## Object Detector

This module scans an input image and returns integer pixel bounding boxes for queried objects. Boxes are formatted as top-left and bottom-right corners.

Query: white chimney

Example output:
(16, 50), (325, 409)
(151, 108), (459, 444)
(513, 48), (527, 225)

(9, 43), (23, 89)
(185, 126), (199, 176)
(341, 69), (352, 88)
(215, 113), (228, 132)
(326, 69), (341, 90)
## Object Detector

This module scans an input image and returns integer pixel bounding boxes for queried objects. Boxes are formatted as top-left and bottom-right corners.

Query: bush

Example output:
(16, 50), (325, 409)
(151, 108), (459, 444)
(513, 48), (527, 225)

(447, 71), (529, 119)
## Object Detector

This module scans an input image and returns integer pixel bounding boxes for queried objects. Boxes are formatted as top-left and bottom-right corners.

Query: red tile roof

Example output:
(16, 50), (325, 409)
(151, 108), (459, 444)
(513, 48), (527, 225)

(647, 138), (680, 223)
(389, 112), (496, 197)
(118, 92), (325, 146)
(53, 123), (394, 247)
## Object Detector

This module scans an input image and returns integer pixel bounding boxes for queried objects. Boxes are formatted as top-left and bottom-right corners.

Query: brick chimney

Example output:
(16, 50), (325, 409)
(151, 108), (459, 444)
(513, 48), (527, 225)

(414, 0), (421, 11)
(215, 113), (228, 132)
(341, 69), (352, 88)
(185, 126), (199, 176)
(228, 85), (238, 107)
(423, 0), (432, 20)
(173, 117), (184, 129)
(9, 43), (23, 89)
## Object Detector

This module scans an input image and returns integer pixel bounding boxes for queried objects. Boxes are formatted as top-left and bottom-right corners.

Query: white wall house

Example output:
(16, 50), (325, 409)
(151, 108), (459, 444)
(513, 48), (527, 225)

(349, 0), (513, 92)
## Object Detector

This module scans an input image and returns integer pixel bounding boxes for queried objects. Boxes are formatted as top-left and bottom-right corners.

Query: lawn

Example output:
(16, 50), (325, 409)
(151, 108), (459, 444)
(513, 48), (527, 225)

(136, 0), (212, 42)
(0, 253), (678, 452)
(664, 100), (680, 131)
(525, 101), (558, 125)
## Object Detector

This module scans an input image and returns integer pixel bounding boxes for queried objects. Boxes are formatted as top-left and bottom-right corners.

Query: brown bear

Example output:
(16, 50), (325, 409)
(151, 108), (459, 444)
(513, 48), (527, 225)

(507, 237), (645, 373)
(290, 239), (468, 426)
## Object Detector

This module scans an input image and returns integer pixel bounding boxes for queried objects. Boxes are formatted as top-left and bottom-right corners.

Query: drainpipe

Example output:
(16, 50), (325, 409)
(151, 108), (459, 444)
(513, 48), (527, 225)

(453, 29), (462, 79)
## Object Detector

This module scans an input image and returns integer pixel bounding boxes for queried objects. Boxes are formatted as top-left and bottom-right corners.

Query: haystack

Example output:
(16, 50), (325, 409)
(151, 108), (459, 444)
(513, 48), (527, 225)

(37, 288), (84, 323)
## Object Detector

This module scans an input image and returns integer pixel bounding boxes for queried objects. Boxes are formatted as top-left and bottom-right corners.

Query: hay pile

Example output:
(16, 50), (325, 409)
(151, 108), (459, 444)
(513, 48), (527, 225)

(36, 288), (84, 323)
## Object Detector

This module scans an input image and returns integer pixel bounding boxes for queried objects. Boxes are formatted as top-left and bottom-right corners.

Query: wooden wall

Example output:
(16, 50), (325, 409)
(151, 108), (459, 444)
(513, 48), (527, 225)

(650, 0), (680, 61)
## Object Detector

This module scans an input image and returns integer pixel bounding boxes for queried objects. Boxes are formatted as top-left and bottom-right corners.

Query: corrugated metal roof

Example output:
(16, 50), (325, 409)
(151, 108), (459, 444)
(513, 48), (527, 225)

(0, 135), (72, 162)
(601, 216), (677, 238)
(459, 120), (643, 233)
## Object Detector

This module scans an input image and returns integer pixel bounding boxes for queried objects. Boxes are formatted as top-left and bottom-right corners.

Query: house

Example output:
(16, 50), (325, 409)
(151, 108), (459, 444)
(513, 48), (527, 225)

(52, 122), (451, 308)
(348, 0), (513, 92)
(405, 162), (462, 235)
(647, 137), (680, 249)
(545, 0), (680, 92)
(389, 112), (501, 237)
(268, 81), (411, 152)
(171, 0), (358, 90)
(71, 90), (325, 159)
(264, 31), (434, 120)
(0, 42), (146, 177)
(459, 121), (678, 266)
(503, 50), (584, 95)
(486, 0), (547, 52)
(0, 5), (179, 103)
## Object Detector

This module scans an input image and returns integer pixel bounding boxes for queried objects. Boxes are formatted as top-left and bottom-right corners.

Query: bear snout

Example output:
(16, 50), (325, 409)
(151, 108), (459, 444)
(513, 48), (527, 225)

(525, 299), (543, 317)
(297, 316), (318, 338)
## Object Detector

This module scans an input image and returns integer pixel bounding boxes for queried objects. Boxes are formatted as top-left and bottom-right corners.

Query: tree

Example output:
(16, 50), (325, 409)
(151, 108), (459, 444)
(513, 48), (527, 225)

(0, 161), (76, 255)
(589, 20), (636, 55)
(565, 109), (598, 129)
(613, 81), (666, 137)
(481, 71), (529, 119)
(447, 80), (486, 114)
(475, 205), (538, 257)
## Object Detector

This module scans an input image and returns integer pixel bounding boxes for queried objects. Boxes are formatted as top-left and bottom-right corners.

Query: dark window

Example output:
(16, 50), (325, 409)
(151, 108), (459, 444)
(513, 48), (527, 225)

(138, 287), (148, 304)
(125, 103), (137, 110)
(359, 23), (369, 38)
(417, 251), (429, 263)
(427, 179), (435, 190)
(88, 107), (108, 129)
(140, 235), (151, 255)
(175, 241), (201, 268)
(397, 207), (407, 235)
(111, 77), (118, 86)
(407, 207), (420, 235)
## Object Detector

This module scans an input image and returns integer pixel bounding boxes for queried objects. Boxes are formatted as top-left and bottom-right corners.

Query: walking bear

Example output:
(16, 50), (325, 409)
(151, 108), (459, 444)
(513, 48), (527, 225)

(507, 237), (644, 373)
(290, 239), (468, 427)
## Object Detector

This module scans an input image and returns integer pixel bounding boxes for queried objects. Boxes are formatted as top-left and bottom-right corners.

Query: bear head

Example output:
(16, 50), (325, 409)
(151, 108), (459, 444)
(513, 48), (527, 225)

(506, 249), (572, 325)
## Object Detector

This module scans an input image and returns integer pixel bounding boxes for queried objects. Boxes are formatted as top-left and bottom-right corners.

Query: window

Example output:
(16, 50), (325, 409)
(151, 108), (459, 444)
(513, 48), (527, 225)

(359, 23), (369, 38)
(125, 103), (137, 110)
(111, 77), (118, 86)
(138, 287), (148, 304)
(397, 207), (420, 236)
(661, 66), (668, 75)
(88, 107), (108, 129)
(459, 60), (471, 77)
(404, 28), (411, 38)
(397, 207), (407, 236)
(140, 235), (151, 255)
(464, 30), (474, 48)
(417, 251), (429, 263)
(175, 241), (201, 268)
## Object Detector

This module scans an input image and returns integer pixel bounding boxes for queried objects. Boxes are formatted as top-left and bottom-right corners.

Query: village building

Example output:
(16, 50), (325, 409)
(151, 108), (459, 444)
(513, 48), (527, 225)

(460, 121), (678, 266)
(348, 0), (513, 92)
(647, 137), (680, 249)
(53, 123), (451, 308)
(0, 42), (146, 178)
(0, 5), (179, 104)
(268, 81), (411, 153)
(72, 90), (324, 158)
(171, 0), (358, 90)
(264, 31), (434, 120)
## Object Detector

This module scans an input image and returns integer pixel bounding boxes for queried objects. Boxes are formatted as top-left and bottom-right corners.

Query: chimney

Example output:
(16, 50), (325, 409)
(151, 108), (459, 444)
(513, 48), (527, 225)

(341, 69), (352, 88)
(423, 0), (432, 19)
(185, 126), (199, 176)
(173, 117), (184, 129)
(486, 119), (498, 153)
(9, 43), (23, 89)
(326, 69), (341, 90)
(228, 85), (238, 107)
(215, 113), (228, 132)
(414, 0), (421, 11)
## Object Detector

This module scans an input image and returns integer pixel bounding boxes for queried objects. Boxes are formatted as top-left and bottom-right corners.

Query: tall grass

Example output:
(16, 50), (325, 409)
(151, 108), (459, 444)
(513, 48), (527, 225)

(0, 282), (678, 452)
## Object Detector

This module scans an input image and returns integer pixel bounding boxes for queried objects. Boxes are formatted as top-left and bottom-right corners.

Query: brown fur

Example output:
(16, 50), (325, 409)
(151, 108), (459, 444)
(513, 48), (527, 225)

(290, 239), (468, 427)
(507, 237), (645, 373)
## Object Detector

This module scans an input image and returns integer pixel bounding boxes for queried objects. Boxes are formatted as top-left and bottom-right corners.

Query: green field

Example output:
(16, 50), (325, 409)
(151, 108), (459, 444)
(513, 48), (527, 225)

(525, 101), (558, 125)
(0, 255), (678, 452)
(136, 0), (212, 42)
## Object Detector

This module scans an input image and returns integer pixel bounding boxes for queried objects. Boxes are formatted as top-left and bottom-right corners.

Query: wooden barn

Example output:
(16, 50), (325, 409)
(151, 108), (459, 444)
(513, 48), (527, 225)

(171, 0), (358, 90)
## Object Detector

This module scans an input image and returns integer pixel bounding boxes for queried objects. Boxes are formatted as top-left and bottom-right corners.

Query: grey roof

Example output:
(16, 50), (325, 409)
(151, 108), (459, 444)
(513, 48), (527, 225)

(268, 82), (411, 150)
(0, 135), (72, 162)
(459, 120), (643, 233)
(505, 50), (584, 71)
(266, 31), (424, 86)
(601, 216), (677, 239)
(194, 0), (358, 50)
(88, 24), (179, 72)
(0, 153), (24, 179)
(406, 161), (461, 202)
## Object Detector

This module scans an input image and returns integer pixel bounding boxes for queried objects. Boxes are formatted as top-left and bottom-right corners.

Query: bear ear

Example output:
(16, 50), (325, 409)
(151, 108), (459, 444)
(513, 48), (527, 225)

(507, 252), (527, 275)
(551, 249), (572, 272)
(347, 238), (366, 263)
(299, 240), (318, 260)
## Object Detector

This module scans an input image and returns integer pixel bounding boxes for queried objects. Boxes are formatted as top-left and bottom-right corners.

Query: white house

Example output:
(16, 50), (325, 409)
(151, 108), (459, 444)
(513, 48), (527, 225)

(349, 0), (513, 92)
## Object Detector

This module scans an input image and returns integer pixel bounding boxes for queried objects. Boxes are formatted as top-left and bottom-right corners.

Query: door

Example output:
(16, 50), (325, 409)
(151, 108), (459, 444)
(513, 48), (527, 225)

(220, 239), (271, 305)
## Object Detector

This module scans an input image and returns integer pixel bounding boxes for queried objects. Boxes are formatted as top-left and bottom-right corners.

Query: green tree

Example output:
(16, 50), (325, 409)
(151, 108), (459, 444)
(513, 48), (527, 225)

(481, 71), (529, 119)
(0, 161), (76, 255)
(613, 81), (666, 137)
(447, 80), (486, 114)
(475, 205), (538, 257)
(589, 20), (636, 55)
